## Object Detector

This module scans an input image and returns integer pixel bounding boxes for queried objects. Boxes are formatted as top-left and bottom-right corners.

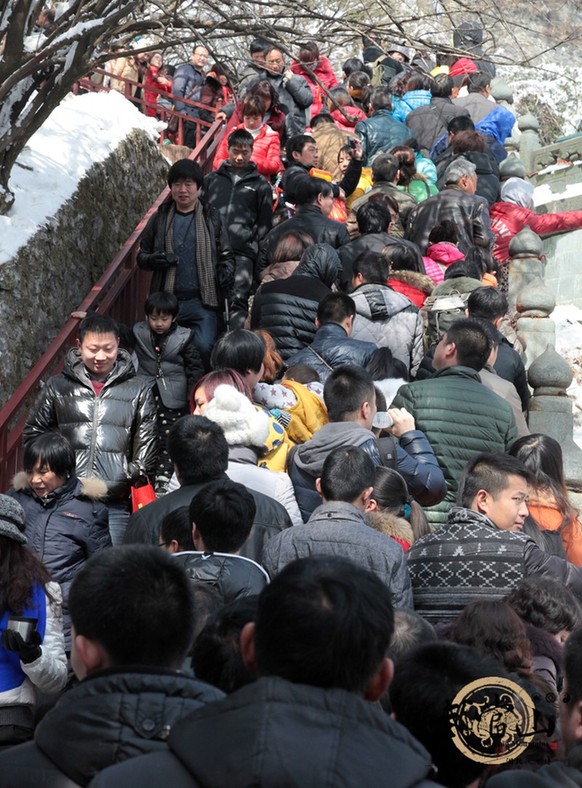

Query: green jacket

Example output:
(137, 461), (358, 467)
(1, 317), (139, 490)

(392, 365), (518, 528)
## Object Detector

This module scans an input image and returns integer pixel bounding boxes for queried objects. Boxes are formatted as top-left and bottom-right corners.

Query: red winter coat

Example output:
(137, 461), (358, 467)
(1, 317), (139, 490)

(224, 102), (287, 142)
(490, 201), (582, 264)
(291, 56), (338, 116)
(213, 123), (283, 179)
(144, 65), (172, 117)
(329, 106), (368, 134)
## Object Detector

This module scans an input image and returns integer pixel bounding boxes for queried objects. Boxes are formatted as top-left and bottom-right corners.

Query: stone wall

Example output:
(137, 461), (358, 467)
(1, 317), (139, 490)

(0, 130), (168, 408)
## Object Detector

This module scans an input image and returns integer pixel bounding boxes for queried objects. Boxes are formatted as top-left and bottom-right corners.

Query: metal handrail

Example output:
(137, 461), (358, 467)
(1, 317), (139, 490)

(0, 116), (224, 490)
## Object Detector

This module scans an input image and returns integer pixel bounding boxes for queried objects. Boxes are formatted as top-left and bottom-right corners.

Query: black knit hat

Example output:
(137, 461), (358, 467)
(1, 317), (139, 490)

(0, 495), (27, 544)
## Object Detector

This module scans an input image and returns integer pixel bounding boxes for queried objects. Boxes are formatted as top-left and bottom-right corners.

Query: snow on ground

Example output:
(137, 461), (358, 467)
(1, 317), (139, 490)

(0, 90), (163, 265)
(2, 85), (582, 449)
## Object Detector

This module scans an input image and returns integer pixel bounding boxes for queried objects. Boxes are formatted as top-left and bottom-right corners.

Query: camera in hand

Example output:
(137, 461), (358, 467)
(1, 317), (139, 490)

(348, 137), (357, 149)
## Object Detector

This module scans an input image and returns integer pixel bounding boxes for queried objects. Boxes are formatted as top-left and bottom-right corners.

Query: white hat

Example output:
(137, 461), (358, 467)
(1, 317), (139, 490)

(205, 385), (270, 448)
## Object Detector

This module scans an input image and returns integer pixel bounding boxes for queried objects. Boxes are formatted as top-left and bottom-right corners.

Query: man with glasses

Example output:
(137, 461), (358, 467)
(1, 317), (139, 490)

(256, 46), (313, 137)
(173, 44), (209, 147)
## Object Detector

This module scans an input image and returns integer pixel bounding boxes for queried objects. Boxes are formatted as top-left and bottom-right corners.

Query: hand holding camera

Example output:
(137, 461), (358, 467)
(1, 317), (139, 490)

(2, 626), (42, 664)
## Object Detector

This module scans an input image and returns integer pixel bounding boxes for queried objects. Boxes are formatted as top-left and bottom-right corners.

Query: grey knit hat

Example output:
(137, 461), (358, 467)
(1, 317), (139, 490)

(0, 495), (28, 544)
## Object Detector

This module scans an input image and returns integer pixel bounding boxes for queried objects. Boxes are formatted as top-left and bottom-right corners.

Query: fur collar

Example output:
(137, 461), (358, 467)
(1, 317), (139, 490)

(366, 510), (414, 546)
(388, 269), (435, 295)
(12, 471), (108, 501)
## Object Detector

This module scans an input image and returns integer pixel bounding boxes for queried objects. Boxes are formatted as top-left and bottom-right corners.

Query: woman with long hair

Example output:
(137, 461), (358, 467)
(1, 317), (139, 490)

(0, 495), (67, 746)
(366, 466), (430, 550)
(510, 434), (582, 565)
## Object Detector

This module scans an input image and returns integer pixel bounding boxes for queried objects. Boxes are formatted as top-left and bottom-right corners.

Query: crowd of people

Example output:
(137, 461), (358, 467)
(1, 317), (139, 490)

(3, 20), (582, 788)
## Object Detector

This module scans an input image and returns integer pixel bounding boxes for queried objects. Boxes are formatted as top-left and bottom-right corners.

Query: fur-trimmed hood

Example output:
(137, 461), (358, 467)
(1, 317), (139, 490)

(388, 269), (435, 296)
(366, 509), (413, 550)
(12, 471), (109, 501)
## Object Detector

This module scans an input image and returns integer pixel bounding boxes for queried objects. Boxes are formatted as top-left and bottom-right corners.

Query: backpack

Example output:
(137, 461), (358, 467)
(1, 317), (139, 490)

(421, 291), (469, 350)
(370, 55), (403, 87)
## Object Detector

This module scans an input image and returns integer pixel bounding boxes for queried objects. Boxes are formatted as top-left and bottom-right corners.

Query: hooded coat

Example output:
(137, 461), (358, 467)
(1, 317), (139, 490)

(250, 244), (340, 360)
(490, 177), (582, 264)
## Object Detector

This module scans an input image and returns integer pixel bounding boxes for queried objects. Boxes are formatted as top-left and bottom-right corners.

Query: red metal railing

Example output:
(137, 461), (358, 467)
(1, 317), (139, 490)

(0, 115), (224, 490)
(76, 67), (223, 148)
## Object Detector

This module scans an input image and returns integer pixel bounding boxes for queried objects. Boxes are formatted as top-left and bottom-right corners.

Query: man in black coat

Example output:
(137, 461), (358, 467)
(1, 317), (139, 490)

(124, 416), (292, 564)
(257, 176), (350, 278)
(405, 73), (470, 154)
(90, 556), (440, 788)
(0, 545), (223, 786)
(203, 129), (273, 329)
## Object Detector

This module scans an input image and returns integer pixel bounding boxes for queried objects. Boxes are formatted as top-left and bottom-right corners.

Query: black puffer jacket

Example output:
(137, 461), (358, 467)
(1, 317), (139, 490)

(258, 205), (350, 277)
(7, 473), (111, 649)
(174, 551), (268, 606)
(338, 232), (424, 291)
(250, 244), (340, 360)
(0, 668), (223, 787)
(23, 349), (158, 502)
(89, 677), (438, 788)
(137, 199), (235, 300)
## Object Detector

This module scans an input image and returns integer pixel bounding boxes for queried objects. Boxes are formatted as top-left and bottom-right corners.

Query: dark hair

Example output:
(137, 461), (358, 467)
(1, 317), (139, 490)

(69, 545), (195, 668)
(284, 364), (320, 384)
(365, 347), (409, 382)
(0, 515), (51, 618)
(404, 72), (433, 92)
(326, 86), (353, 108)
(448, 599), (533, 678)
(144, 291), (179, 318)
(428, 219), (458, 245)
(342, 57), (365, 78)
(250, 38), (268, 55)
(227, 128), (254, 149)
(389, 145), (417, 186)
(563, 627), (582, 704)
(323, 364), (375, 422)
(371, 153), (399, 183)
(390, 642), (507, 787)
(467, 72), (491, 93)
(168, 416), (229, 483)
(509, 434), (580, 538)
(167, 158), (203, 188)
(371, 465), (429, 541)
(388, 610), (436, 661)
(383, 243), (424, 274)
(310, 112), (334, 128)
(319, 446), (375, 503)
(294, 176), (333, 206)
(347, 70), (371, 92)
(451, 130), (487, 154)
(447, 115), (475, 135)
(241, 94), (266, 118)
(78, 314), (119, 343)
(467, 286), (508, 321)
(431, 73), (454, 98)
(356, 201), (391, 234)
(191, 596), (259, 693)
(190, 479), (256, 553)
(254, 556), (394, 692)
(316, 291), (355, 326)
(353, 251), (389, 284)
(366, 191), (400, 217)
(443, 317), (491, 370)
(23, 432), (76, 478)
(369, 86), (392, 111)
(458, 452), (531, 508)
(247, 79), (279, 109)
(472, 317), (499, 350)
(270, 230), (314, 265)
(506, 576), (581, 635)
(211, 329), (266, 375)
(297, 40), (319, 64)
(160, 506), (195, 551)
(285, 134), (316, 162)
(444, 259), (481, 281)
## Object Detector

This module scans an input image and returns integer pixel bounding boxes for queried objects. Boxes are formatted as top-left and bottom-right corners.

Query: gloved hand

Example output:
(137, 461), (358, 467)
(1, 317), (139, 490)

(2, 629), (42, 664)
(142, 252), (176, 269)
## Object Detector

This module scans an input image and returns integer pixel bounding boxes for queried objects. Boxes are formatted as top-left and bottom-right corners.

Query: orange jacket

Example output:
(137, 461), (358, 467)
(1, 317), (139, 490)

(528, 496), (582, 566)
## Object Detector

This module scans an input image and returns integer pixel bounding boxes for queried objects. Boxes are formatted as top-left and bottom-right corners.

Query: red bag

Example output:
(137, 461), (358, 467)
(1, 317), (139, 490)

(131, 478), (156, 512)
